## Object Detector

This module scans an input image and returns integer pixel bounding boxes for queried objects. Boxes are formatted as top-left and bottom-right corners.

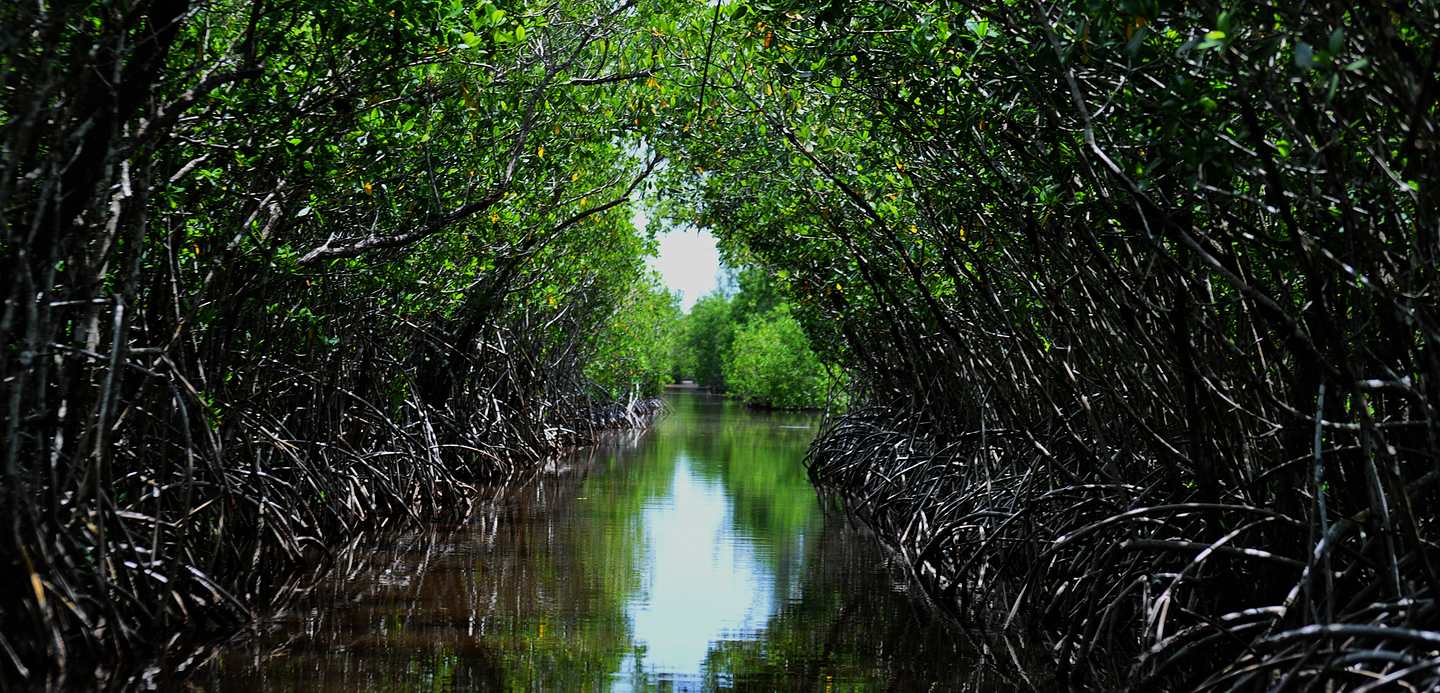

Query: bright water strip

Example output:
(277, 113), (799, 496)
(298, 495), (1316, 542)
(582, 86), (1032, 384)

(194, 388), (1028, 690)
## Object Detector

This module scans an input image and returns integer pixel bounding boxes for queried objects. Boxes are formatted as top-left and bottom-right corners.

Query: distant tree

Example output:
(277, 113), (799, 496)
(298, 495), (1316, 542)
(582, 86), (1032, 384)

(727, 266), (783, 325)
(678, 293), (734, 389)
(586, 275), (683, 398)
(724, 306), (831, 409)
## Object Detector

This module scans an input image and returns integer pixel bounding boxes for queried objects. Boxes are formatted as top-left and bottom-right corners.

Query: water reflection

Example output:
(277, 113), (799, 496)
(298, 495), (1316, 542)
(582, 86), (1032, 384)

(621, 456), (775, 683)
(191, 388), (1044, 691)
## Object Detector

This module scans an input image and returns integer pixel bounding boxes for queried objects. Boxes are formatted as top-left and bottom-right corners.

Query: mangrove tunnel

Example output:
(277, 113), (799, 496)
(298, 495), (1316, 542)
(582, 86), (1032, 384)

(2, 0), (1439, 689)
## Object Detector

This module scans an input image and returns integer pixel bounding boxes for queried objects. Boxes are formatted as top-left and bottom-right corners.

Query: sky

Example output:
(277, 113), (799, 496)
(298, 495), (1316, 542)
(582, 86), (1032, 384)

(637, 204), (722, 311)
(651, 229), (721, 311)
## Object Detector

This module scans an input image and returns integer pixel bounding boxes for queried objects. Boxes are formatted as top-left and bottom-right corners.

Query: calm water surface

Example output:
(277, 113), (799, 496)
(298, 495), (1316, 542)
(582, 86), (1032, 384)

(193, 388), (1034, 691)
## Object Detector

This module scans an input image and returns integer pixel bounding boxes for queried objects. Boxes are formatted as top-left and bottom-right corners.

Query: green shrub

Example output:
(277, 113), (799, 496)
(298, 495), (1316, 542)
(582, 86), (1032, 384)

(723, 305), (834, 409)
(676, 293), (734, 388)
(585, 274), (682, 398)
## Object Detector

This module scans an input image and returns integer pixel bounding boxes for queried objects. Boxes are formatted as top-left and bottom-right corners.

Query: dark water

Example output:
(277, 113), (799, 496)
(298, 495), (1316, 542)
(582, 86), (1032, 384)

(191, 388), (1036, 691)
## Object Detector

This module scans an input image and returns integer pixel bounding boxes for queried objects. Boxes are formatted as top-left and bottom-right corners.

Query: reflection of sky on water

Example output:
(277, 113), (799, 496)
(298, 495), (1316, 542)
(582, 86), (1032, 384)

(191, 390), (1013, 692)
(615, 453), (776, 689)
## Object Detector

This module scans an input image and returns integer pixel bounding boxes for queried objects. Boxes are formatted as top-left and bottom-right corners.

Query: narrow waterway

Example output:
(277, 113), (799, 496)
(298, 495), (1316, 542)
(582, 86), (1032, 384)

(193, 388), (1033, 691)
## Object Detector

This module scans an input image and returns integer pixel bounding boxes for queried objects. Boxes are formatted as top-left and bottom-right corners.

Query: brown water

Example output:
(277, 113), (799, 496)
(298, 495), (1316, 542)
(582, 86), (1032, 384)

(190, 388), (1037, 691)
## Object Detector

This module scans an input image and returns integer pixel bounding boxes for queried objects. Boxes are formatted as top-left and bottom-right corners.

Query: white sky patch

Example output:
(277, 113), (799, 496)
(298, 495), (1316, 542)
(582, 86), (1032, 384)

(633, 200), (722, 311)
(643, 217), (721, 312)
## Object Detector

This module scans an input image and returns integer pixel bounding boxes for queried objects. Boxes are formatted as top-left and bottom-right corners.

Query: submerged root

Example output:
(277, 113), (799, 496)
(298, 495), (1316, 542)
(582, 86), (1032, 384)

(808, 406), (1440, 691)
(0, 312), (663, 687)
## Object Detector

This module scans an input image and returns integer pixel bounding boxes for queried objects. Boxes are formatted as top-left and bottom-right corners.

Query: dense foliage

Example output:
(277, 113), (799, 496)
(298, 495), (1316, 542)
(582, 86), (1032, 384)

(672, 267), (836, 409)
(725, 305), (834, 410)
(585, 274), (683, 400)
(674, 292), (734, 389)
(5, 0), (1440, 688)
(655, 0), (1440, 689)
(1, 0), (683, 684)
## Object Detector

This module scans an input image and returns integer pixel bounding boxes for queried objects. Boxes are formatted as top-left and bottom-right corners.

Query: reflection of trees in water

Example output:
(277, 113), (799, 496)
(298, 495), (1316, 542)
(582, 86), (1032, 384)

(194, 394), (1041, 691)
(190, 515), (511, 690)
(698, 517), (1060, 692)
(193, 432), (658, 691)
(672, 393), (820, 573)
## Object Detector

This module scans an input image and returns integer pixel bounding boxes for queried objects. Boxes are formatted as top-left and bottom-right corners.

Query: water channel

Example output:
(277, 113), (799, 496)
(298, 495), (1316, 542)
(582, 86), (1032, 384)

(193, 388), (1034, 691)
